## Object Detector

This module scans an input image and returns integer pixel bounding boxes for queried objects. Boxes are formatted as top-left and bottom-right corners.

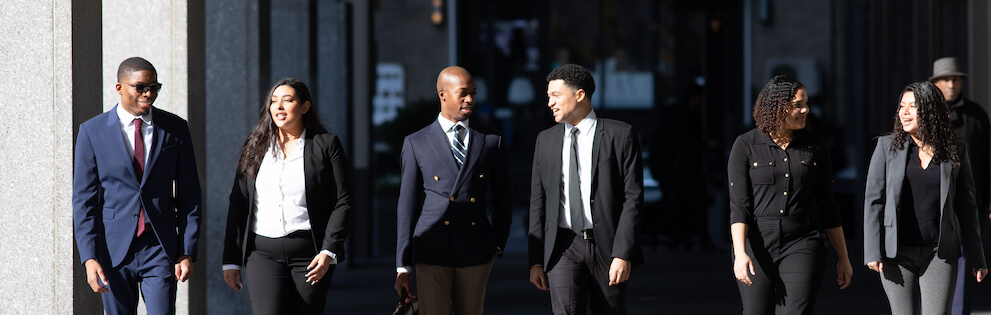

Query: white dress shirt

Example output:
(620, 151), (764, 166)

(560, 110), (597, 230)
(115, 104), (153, 166)
(223, 130), (337, 271)
(437, 113), (470, 152)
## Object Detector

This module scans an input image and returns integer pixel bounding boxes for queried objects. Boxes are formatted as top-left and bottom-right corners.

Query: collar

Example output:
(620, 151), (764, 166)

(566, 109), (597, 134)
(116, 103), (153, 126)
(271, 129), (307, 155)
(437, 113), (469, 132)
(755, 128), (806, 146)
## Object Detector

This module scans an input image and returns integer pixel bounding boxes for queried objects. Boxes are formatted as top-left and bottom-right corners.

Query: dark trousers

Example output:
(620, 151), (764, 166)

(547, 228), (626, 315)
(102, 227), (177, 315)
(738, 218), (826, 315)
(245, 231), (333, 315)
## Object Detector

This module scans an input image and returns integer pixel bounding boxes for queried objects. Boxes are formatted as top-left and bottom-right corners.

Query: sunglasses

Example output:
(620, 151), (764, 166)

(121, 82), (163, 93)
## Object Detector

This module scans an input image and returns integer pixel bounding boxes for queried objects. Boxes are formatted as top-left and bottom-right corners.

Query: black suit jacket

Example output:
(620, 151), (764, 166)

(528, 118), (645, 269)
(223, 131), (353, 267)
(396, 120), (513, 268)
(949, 97), (991, 217)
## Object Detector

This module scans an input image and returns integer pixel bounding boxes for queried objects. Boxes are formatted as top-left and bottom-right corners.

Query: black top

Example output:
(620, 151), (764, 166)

(728, 128), (841, 228)
(898, 143), (942, 246)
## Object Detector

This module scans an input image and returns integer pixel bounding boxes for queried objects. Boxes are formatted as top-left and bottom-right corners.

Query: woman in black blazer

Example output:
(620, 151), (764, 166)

(728, 75), (853, 314)
(864, 81), (986, 314)
(222, 78), (352, 314)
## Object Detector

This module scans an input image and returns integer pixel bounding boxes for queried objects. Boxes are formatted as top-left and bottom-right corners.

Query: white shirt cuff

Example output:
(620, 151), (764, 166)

(320, 250), (339, 265)
(222, 264), (240, 271)
(397, 266), (412, 274)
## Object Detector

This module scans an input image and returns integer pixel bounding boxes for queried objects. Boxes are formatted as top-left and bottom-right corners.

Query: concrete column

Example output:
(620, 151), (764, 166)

(0, 0), (75, 313)
(203, 0), (260, 313)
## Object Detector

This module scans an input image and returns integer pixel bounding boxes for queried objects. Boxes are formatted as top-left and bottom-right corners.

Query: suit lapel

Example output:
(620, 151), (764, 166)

(547, 124), (564, 221)
(888, 139), (909, 208)
(105, 106), (140, 182)
(143, 118), (165, 187)
(425, 121), (460, 185)
(940, 161), (951, 215)
(590, 118), (606, 196)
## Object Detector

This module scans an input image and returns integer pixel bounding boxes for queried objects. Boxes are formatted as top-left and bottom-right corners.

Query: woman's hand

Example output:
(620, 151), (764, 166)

(973, 268), (988, 282)
(836, 258), (853, 289)
(223, 269), (242, 291)
(305, 253), (332, 285)
(734, 253), (756, 286)
(866, 261), (884, 273)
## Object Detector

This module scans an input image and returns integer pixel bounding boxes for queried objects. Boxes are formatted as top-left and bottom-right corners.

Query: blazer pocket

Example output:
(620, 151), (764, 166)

(749, 160), (774, 185)
(102, 207), (116, 220)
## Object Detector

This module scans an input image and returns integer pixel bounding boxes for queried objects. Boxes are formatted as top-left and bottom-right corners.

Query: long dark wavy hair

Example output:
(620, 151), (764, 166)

(753, 75), (805, 135)
(236, 78), (328, 176)
(890, 81), (961, 166)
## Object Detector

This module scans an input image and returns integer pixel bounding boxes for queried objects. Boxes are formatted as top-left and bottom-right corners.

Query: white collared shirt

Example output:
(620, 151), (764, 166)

(437, 113), (470, 152)
(115, 104), (153, 166)
(560, 110), (597, 230)
(222, 130), (336, 271)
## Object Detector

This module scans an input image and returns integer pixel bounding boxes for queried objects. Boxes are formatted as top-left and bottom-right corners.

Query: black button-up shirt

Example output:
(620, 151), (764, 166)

(728, 128), (841, 229)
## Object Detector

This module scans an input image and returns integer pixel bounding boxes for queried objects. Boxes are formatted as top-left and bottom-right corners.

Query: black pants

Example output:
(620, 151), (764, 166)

(245, 231), (333, 315)
(737, 217), (826, 315)
(547, 228), (626, 315)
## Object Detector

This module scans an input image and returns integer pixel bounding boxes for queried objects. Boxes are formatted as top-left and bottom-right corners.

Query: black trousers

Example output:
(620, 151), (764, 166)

(245, 231), (334, 315)
(547, 228), (626, 315)
(737, 217), (826, 315)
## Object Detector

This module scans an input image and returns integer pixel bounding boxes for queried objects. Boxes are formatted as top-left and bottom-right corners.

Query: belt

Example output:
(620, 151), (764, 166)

(558, 227), (594, 240)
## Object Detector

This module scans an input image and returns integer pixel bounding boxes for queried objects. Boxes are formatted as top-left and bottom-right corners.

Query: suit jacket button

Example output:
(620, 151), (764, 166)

(450, 196), (455, 201)
(471, 222), (477, 226)
(470, 197), (476, 203)
(434, 176), (439, 181)
(444, 221), (450, 226)
(478, 173), (485, 179)
(133, 213), (139, 217)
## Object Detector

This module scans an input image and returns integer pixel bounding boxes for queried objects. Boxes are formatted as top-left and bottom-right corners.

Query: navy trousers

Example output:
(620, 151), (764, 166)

(101, 228), (177, 315)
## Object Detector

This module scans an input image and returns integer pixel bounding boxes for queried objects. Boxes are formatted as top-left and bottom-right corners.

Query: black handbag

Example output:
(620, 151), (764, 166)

(393, 287), (418, 315)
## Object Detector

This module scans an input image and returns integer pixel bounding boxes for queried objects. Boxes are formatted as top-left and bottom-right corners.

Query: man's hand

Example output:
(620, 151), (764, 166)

(395, 273), (415, 303)
(84, 259), (109, 293)
(867, 261), (884, 273)
(305, 253), (332, 285)
(974, 268), (988, 282)
(608, 257), (632, 286)
(223, 269), (242, 291)
(529, 265), (549, 291)
(174, 256), (193, 282)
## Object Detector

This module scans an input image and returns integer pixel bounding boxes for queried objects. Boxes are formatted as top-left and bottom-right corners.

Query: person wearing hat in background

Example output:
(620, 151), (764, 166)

(932, 57), (991, 315)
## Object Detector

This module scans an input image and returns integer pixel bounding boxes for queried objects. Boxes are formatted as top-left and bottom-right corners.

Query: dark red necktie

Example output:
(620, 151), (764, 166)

(133, 118), (147, 237)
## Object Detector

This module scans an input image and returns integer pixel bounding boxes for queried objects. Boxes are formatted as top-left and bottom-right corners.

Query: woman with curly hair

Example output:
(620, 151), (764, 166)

(728, 75), (853, 314)
(864, 81), (987, 314)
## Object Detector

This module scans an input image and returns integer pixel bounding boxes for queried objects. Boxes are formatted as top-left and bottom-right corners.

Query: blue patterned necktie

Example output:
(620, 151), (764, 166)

(452, 124), (466, 169)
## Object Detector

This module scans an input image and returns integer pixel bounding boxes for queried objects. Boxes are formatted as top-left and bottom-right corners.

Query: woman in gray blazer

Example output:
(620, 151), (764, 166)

(864, 81), (987, 314)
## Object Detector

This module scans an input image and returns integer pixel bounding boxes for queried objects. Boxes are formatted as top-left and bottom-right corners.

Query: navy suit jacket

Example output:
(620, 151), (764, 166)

(223, 131), (353, 267)
(864, 135), (986, 269)
(73, 106), (202, 267)
(528, 118), (645, 269)
(396, 120), (513, 268)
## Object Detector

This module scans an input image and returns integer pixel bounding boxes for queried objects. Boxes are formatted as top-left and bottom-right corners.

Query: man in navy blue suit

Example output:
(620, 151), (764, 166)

(394, 66), (513, 315)
(73, 57), (201, 315)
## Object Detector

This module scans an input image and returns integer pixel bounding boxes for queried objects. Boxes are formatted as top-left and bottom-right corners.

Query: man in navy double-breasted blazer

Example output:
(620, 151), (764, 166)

(73, 57), (201, 315)
(394, 66), (513, 315)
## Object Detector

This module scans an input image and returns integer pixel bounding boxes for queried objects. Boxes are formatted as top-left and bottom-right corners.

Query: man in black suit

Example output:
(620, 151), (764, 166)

(528, 63), (644, 314)
(394, 66), (513, 315)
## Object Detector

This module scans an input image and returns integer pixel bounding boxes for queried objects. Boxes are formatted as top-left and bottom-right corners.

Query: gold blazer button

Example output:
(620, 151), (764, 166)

(450, 196), (455, 201)
(434, 176), (439, 180)
(444, 221), (450, 226)
(470, 197), (476, 203)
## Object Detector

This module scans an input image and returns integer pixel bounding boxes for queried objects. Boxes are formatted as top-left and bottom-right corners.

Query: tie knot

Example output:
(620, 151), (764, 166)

(571, 127), (579, 136)
(454, 124), (464, 132)
(134, 117), (143, 128)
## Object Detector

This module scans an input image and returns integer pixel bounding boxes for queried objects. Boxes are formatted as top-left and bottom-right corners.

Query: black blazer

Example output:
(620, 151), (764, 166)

(223, 131), (353, 267)
(395, 121), (513, 268)
(863, 134), (985, 269)
(528, 118), (645, 269)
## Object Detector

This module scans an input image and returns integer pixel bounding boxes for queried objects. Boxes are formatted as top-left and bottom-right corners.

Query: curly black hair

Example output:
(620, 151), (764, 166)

(890, 81), (961, 166)
(753, 75), (804, 135)
(236, 78), (328, 176)
(546, 63), (595, 98)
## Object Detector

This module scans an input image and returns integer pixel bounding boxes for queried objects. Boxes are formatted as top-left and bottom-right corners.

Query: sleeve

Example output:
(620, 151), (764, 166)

(727, 136), (754, 225)
(222, 171), (250, 266)
(863, 138), (887, 264)
(72, 125), (102, 264)
(814, 139), (842, 229)
(955, 150), (987, 269)
(396, 136), (423, 268)
(174, 121), (202, 261)
(609, 125), (645, 261)
(489, 135), (514, 255)
(528, 133), (547, 267)
(320, 135), (353, 262)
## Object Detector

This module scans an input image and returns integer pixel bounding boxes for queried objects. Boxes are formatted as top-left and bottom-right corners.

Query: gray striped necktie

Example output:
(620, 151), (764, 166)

(452, 124), (466, 169)
(569, 127), (584, 233)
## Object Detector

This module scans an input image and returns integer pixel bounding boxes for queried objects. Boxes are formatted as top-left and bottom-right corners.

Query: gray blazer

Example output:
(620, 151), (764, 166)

(863, 134), (985, 269)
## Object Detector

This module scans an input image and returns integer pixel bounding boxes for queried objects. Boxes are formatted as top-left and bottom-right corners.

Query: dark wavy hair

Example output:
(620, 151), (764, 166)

(546, 63), (596, 98)
(890, 81), (961, 166)
(753, 75), (805, 135)
(236, 78), (328, 176)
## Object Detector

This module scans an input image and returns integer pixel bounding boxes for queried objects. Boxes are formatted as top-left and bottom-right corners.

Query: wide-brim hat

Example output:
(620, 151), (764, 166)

(929, 57), (967, 81)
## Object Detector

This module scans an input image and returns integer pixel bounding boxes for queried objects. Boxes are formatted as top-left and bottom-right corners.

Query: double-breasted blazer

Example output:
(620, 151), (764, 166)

(863, 134), (986, 269)
(73, 106), (202, 267)
(396, 121), (513, 268)
(223, 131), (352, 267)
(528, 118), (645, 269)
